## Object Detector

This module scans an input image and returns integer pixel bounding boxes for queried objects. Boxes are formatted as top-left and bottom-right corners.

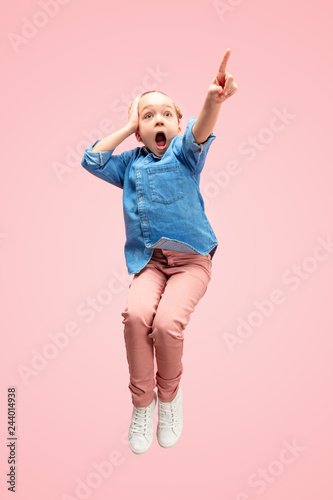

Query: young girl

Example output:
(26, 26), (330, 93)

(81, 49), (237, 454)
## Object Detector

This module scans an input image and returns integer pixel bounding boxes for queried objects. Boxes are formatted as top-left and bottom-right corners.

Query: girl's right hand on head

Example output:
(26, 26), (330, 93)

(127, 95), (141, 134)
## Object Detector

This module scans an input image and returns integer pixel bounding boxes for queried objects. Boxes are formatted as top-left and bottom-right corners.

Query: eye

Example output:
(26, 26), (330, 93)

(165, 112), (172, 116)
(144, 113), (152, 119)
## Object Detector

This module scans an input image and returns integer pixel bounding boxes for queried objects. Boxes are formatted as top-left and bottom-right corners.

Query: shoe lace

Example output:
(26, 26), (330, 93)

(130, 406), (151, 435)
(158, 401), (178, 429)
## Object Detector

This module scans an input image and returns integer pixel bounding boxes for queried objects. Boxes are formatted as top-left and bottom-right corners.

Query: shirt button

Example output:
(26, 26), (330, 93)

(137, 172), (141, 176)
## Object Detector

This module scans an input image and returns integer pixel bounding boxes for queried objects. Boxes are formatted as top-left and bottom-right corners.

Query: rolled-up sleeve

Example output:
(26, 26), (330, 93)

(81, 140), (133, 189)
(177, 117), (216, 176)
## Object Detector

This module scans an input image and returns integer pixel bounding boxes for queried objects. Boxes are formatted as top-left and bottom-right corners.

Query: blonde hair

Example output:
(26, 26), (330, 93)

(128, 90), (182, 122)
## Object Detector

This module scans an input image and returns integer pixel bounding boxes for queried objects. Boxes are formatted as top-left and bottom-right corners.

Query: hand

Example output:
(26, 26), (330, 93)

(207, 48), (238, 104)
(127, 94), (141, 133)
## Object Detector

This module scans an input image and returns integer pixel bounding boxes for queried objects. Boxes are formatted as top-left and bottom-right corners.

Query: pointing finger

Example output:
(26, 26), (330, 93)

(217, 48), (231, 76)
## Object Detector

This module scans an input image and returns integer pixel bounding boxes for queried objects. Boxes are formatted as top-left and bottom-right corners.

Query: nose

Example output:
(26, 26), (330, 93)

(154, 113), (164, 126)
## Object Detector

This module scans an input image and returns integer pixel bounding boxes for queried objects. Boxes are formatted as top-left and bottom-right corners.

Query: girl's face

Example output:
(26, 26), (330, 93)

(136, 92), (181, 157)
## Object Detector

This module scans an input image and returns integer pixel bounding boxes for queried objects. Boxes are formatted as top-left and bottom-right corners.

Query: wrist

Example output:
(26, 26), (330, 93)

(205, 94), (223, 108)
(125, 123), (138, 135)
(125, 123), (137, 135)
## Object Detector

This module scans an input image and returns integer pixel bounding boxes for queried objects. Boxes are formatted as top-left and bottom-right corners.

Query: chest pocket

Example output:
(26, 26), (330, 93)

(147, 163), (183, 204)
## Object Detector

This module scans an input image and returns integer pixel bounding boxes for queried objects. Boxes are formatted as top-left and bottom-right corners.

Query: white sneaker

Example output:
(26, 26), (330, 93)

(157, 386), (183, 448)
(128, 393), (157, 454)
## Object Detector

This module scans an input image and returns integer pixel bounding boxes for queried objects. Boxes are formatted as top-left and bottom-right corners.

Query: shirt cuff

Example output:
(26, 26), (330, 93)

(187, 116), (216, 155)
(83, 140), (115, 167)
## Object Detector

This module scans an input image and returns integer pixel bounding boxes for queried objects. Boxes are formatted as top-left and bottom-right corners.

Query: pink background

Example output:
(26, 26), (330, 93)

(1, 0), (333, 498)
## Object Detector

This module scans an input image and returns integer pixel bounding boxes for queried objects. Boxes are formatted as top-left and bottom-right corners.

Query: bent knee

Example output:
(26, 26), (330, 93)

(121, 305), (155, 328)
(150, 314), (186, 341)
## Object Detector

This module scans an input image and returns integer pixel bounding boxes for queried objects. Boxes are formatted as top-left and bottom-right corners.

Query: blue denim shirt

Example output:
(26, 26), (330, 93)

(81, 116), (218, 275)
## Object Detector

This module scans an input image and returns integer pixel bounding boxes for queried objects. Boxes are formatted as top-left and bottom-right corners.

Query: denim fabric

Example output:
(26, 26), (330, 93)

(81, 117), (218, 275)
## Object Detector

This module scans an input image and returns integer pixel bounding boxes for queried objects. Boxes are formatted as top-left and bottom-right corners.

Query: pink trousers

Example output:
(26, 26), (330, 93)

(121, 248), (212, 407)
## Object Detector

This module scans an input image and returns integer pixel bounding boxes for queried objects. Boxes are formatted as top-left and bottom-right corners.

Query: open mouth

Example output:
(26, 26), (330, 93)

(155, 132), (167, 151)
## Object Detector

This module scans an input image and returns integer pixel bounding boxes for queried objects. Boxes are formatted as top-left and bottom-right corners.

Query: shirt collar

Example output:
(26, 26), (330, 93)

(141, 146), (162, 160)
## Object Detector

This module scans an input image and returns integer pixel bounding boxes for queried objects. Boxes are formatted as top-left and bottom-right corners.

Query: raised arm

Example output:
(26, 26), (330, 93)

(192, 48), (238, 144)
(91, 95), (141, 152)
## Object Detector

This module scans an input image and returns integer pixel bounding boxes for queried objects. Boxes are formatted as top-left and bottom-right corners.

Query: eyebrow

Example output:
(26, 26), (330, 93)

(141, 104), (174, 114)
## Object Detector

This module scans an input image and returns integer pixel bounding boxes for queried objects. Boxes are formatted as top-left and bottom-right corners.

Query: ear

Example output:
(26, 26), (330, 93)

(135, 132), (142, 143)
